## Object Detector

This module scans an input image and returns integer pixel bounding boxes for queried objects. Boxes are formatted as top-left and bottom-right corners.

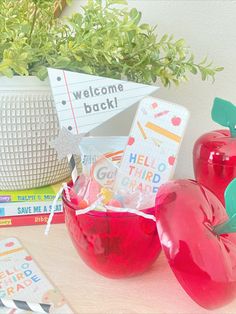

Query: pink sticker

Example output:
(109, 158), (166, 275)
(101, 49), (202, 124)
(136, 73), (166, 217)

(5, 241), (14, 247)
(128, 137), (135, 146)
(152, 102), (158, 109)
(171, 116), (182, 126)
(25, 255), (33, 261)
(168, 156), (176, 166)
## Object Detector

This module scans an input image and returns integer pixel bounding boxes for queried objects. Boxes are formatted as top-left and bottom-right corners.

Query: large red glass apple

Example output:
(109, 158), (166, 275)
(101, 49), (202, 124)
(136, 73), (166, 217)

(155, 179), (236, 310)
(193, 97), (236, 205)
(193, 129), (236, 205)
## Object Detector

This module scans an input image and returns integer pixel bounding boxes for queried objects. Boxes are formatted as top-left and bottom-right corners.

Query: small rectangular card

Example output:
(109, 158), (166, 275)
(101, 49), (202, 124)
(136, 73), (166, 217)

(114, 97), (189, 201)
(0, 237), (73, 313)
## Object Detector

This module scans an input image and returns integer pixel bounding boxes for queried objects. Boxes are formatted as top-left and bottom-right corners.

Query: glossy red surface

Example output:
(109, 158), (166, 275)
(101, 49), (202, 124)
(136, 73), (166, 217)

(63, 193), (161, 279)
(155, 179), (236, 310)
(193, 129), (236, 205)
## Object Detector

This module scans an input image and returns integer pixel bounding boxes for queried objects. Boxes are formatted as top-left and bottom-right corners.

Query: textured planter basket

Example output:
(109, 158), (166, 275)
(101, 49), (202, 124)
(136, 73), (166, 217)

(0, 76), (71, 190)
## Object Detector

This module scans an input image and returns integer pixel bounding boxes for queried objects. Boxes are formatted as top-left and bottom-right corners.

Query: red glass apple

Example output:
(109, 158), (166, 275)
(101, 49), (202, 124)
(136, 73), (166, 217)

(193, 129), (236, 205)
(155, 178), (236, 310)
(193, 97), (236, 205)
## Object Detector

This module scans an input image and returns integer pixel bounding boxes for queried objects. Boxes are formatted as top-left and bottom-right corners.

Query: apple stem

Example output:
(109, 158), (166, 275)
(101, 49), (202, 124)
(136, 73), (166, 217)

(213, 178), (236, 235)
(229, 126), (236, 138)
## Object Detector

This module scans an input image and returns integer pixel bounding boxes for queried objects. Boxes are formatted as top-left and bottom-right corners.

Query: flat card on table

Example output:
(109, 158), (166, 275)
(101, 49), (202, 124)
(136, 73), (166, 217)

(48, 68), (158, 135)
(0, 238), (73, 314)
(114, 97), (189, 199)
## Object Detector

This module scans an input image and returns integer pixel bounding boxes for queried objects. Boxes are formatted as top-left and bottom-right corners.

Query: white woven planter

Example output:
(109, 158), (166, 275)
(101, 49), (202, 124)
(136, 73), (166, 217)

(0, 76), (71, 190)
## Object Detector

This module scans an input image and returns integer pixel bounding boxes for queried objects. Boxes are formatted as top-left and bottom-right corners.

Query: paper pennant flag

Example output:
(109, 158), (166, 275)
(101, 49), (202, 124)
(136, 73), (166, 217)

(48, 68), (159, 134)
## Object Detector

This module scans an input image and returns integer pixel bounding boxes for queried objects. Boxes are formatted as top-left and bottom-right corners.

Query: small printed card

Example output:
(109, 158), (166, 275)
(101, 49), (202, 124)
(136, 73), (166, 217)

(114, 97), (189, 199)
(0, 237), (73, 314)
(48, 68), (158, 135)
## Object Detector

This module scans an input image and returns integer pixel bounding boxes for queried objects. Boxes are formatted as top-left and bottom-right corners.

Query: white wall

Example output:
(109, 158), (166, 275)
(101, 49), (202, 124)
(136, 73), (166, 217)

(63, 0), (236, 179)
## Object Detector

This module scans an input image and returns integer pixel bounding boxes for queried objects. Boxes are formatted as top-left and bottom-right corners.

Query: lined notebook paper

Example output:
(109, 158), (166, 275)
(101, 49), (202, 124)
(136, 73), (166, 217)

(48, 68), (158, 134)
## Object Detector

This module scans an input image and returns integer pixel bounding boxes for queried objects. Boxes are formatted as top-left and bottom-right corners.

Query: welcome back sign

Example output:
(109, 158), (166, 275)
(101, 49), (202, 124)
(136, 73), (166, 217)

(48, 68), (158, 135)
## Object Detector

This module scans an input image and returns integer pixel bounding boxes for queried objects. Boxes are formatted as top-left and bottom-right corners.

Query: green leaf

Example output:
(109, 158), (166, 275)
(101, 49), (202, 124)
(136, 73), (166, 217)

(160, 34), (168, 43)
(0, 67), (14, 77)
(225, 178), (236, 219)
(32, 65), (48, 80)
(215, 67), (224, 72)
(71, 13), (83, 27)
(199, 56), (208, 65)
(108, 0), (127, 4)
(53, 56), (71, 68)
(0, 0), (223, 85)
(201, 70), (207, 81)
(211, 97), (236, 137)
(213, 179), (236, 235)
(140, 23), (150, 31)
(12, 64), (29, 75)
(188, 65), (197, 74)
(129, 8), (142, 25)
(80, 65), (93, 74)
(175, 38), (185, 47)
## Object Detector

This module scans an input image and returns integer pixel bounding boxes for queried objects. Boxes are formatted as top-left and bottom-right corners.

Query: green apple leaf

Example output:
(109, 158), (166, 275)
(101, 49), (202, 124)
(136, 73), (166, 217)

(213, 179), (236, 235)
(225, 178), (236, 218)
(211, 97), (236, 137)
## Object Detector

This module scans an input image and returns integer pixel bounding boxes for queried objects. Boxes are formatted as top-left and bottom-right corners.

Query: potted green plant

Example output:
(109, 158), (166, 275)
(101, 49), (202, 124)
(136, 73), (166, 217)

(0, 0), (222, 190)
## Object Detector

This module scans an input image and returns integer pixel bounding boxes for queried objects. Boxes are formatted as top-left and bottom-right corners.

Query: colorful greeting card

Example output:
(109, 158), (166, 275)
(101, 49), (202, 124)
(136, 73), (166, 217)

(114, 97), (189, 199)
(48, 68), (158, 135)
(0, 238), (73, 314)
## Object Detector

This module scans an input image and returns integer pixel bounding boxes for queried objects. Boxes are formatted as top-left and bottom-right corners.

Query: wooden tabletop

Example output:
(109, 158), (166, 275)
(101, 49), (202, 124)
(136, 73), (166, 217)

(1, 224), (236, 314)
